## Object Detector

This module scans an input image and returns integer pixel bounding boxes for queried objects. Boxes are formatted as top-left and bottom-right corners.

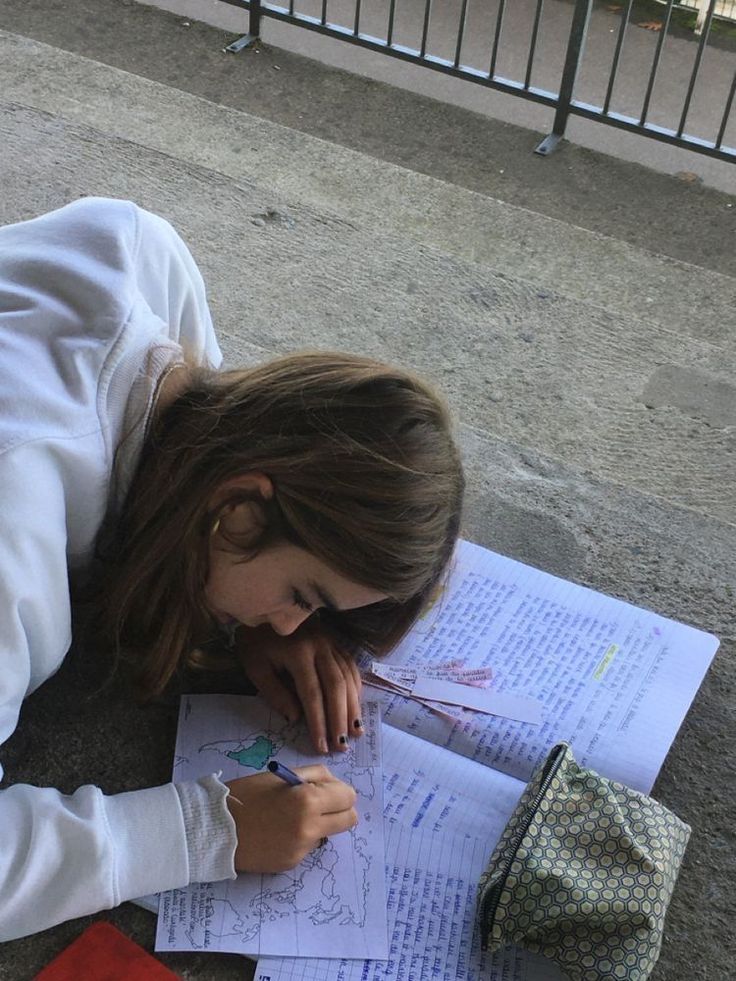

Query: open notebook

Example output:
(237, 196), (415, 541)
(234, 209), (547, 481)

(154, 539), (718, 978)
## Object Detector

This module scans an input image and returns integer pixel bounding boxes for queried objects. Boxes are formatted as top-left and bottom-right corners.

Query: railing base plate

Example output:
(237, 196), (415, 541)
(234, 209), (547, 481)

(223, 33), (258, 54)
(535, 132), (563, 156)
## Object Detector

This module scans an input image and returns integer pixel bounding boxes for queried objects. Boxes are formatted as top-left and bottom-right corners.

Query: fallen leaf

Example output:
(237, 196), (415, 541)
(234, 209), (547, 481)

(675, 171), (702, 184)
(606, 4), (622, 10)
(637, 19), (663, 30)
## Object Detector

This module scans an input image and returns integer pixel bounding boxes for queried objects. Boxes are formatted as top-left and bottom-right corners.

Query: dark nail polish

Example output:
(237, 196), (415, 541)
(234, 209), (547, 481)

(338, 734), (347, 745)
(353, 718), (363, 730)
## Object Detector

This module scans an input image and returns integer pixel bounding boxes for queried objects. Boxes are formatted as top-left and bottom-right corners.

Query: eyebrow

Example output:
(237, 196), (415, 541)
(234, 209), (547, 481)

(309, 580), (339, 613)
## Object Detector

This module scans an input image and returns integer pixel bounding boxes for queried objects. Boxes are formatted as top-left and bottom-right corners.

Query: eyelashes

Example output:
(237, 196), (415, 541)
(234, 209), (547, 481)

(292, 589), (314, 613)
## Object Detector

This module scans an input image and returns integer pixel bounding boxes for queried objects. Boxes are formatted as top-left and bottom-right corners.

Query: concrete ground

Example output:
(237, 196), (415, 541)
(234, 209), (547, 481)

(0, 1), (734, 979)
(1, 0), (735, 259)
(141, 0), (736, 193)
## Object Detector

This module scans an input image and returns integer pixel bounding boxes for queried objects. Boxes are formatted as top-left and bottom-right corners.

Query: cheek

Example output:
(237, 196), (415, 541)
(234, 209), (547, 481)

(209, 560), (265, 615)
(205, 554), (239, 606)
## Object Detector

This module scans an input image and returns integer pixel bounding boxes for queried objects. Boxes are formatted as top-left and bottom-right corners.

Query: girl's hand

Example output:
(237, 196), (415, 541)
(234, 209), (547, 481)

(225, 765), (358, 873)
(234, 623), (363, 754)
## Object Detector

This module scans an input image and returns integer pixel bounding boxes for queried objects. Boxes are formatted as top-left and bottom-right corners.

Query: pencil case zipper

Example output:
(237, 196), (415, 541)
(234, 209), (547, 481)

(479, 742), (568, 949)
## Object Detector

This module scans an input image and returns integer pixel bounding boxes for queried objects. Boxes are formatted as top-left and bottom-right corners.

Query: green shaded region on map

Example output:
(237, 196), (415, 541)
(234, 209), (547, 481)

(226, 735), (275, 770)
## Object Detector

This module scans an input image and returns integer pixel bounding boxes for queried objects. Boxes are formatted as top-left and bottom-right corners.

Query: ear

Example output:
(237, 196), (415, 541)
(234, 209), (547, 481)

(208, 472), (274, 511)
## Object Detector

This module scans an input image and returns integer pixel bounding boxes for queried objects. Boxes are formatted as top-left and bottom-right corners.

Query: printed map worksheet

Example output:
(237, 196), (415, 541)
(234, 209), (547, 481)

(155, 696), (387, 959)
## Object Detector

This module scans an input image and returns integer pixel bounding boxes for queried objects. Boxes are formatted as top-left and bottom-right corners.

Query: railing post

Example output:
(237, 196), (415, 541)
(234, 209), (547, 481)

(694, 0), (709, 34)
(535, 0), (592, 155)
(250, 0), (262, 37)
(223, 0), (262, 54)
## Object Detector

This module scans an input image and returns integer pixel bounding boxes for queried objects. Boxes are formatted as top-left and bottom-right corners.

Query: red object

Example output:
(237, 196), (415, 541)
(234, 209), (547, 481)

(34, 921), (180, 980)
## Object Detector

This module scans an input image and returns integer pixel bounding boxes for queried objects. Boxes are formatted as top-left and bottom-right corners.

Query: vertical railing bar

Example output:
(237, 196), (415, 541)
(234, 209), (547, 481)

(603, 0), (634, 115)
(321, 0), (327, 26)
(677, 0), (716, 137)
(387, 0), (397, 46)
(639, 0), (675, 126)
(420, 0), (432, 58)
(454, 0), (470, 68)
(489, 0), (507, 78)
(289, 0), (294, 16)
(535, 0), (592, 155)
(525, 0), (546, 91)
(715, 69), (736, 148)
(354, 0), (362, 36)
(251, 0), (261, 35)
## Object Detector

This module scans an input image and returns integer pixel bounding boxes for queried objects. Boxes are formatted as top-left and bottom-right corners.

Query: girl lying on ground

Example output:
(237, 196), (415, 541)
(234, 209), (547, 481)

(0, 197), (464, 941)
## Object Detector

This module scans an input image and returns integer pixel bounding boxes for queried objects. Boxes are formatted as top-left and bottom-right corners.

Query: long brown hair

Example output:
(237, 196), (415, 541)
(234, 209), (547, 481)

(94, 352), (464, 697)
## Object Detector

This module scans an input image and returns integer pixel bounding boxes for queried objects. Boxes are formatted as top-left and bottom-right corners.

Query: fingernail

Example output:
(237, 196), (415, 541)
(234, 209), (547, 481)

(353, 718), (363, 730)
(338, 734), (348, 746)
(318, 738), (328, 753)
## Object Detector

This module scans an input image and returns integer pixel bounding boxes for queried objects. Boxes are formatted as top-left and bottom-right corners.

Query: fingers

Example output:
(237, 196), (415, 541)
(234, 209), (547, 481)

(343, 655), (364, 738)
(315, 651), (349, 751)
(319, 806), (359, 838)
(235, 623), (365, 754)
(294, 775), (358, 841)
(226, 770), (358, 873)
(273, 629), (364, 753)
(236, 627), (303, 724)
(245, 660), (302, 727)
(291, 766), (358, 814)
(292, 763), (335, 784)
(314, 647), (364, 752)
(288, 658), (329, 754)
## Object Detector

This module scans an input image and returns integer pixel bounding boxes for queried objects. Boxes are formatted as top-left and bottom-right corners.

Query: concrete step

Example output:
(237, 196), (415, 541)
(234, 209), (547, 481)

(1, 29), (734, 355)
(2, 94), (734, 526)
(0, 30), (733, 981)
(2, 399), (733, 981)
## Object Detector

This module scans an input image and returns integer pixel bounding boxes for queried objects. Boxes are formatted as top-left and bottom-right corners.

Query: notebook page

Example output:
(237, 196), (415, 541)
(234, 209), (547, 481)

(372, 540), (718, 792)
(381, 723), (525, 838)
(255, 822), (564, 981)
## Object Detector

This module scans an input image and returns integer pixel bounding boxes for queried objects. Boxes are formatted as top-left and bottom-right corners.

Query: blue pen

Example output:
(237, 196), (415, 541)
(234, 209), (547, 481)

(267, 759), (304, 786)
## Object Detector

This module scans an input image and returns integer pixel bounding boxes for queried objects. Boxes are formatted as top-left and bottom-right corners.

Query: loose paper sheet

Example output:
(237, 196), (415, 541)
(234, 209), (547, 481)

(373, 540), (718, 793)
(155, 696), (388, 959)
(368, 663), (542, 723)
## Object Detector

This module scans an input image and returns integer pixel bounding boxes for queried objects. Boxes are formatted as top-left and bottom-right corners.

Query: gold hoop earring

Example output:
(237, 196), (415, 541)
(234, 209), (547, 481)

(211, 516), (221, 536)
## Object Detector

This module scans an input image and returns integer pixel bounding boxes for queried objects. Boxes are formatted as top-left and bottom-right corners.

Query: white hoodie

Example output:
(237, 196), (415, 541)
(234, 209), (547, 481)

(0, 197), (237, 941)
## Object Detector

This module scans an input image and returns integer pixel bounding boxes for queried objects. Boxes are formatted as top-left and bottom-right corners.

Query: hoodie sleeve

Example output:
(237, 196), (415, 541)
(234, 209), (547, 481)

(0, 199), (233, 941)
(0, 444), (194, 942)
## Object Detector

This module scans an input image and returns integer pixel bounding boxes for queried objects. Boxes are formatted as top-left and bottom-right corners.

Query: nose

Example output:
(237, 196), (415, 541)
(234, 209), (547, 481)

(269, 608), (312, 636)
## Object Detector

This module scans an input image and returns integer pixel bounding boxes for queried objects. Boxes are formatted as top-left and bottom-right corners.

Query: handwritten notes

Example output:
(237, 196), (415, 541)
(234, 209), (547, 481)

(255, 822), (564, 981)
(374, 540), (718, 793)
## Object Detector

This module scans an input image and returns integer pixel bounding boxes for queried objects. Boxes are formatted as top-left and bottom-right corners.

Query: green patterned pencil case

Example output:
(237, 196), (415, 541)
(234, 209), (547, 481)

(477, 743), (691, 981)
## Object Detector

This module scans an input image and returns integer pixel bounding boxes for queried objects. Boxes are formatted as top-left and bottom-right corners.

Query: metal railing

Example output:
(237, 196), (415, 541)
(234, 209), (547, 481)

(219, 0), (736, 163)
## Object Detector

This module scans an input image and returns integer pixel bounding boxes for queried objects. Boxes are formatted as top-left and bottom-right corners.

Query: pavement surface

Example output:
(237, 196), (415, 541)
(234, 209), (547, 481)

(1, 0), (735, 252)
(0, 2), (734, 979)
(139, 0), (736, 193)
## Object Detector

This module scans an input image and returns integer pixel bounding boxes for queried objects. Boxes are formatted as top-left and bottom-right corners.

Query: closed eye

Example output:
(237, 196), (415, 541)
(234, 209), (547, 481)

(292, 589), (314, 613)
